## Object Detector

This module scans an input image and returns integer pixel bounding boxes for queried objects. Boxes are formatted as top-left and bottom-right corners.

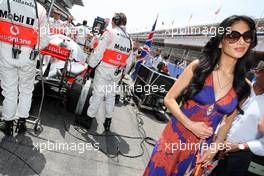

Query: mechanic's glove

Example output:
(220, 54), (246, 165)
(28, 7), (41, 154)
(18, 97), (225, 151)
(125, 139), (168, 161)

(87, 65), (94, 75)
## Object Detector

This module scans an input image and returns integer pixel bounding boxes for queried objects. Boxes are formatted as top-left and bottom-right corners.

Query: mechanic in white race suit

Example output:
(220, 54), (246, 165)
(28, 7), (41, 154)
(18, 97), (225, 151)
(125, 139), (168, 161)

(0, 0), (49, 136)
(76, 13), (132, 131)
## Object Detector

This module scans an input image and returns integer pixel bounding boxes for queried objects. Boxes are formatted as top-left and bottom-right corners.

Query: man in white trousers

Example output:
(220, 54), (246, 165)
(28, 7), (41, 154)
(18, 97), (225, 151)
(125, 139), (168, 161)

(0, 0), (49, 136)
(76, 13), (132, 131)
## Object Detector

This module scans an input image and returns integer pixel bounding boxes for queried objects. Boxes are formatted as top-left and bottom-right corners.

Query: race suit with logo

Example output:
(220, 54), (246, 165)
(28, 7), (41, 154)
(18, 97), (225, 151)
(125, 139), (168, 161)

(0, 0), (49, 121)
(49, 17), (64, 35)
(87, 26), (131, 118)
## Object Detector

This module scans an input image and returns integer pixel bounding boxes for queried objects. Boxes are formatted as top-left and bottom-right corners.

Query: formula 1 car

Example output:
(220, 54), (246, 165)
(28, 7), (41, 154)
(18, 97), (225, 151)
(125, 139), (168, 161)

(35, 34), (93, 117)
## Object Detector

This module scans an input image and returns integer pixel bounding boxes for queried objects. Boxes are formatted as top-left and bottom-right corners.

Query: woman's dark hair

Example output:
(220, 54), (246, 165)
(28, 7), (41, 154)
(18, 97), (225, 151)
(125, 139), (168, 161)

(182, 15), (258, 107)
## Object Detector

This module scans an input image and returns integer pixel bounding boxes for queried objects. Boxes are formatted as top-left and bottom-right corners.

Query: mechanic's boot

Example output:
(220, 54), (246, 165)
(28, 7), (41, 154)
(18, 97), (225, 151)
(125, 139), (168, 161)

(15, 118), (27, 134)
(115, 95), (120, 105)
(0, 120), (14, 136)
(103, 118), (112, 132)
(75, 115), (94, 130)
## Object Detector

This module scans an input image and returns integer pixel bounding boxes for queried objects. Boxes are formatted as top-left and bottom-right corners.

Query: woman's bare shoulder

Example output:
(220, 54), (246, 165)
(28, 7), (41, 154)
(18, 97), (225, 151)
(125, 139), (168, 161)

(187, 59), (199, 72)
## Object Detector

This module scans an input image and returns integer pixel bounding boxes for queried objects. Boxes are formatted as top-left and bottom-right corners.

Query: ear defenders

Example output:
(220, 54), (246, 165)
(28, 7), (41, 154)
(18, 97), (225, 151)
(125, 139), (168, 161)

(113, 13), (122, 26)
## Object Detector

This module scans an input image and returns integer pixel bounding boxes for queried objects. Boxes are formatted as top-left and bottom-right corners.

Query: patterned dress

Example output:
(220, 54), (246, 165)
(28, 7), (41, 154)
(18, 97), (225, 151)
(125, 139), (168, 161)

(144, 73), (238, 176)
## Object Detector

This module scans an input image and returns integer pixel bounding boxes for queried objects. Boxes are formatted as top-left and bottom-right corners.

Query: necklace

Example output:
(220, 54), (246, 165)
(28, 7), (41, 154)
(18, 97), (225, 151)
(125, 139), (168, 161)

(216, 69), (233, 89)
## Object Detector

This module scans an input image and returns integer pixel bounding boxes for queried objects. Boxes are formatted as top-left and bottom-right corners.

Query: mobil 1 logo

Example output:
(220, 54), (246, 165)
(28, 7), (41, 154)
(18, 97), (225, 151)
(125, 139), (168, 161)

(0, 9), (35, 25)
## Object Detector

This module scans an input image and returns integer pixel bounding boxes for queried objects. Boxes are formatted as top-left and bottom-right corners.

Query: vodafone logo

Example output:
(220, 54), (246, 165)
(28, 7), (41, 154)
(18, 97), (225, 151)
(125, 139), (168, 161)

(117, 54), (122, 61)
(10, 25), (20, 35)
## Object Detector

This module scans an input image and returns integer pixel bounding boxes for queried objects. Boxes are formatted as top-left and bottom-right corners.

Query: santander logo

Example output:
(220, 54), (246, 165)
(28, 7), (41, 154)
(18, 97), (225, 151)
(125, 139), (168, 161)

(47, 44), (70, 57)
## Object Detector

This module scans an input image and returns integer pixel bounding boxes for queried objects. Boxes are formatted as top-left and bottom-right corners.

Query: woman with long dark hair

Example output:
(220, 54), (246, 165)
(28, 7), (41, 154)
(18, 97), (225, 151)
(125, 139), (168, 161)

(143, 15), (258, 176)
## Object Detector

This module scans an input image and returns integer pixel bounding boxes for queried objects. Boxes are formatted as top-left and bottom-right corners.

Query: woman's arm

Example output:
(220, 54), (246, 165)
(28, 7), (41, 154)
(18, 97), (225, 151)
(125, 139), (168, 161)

(198, 109), (238, 166)
(164, 60), (213, 139)
(214, 110), (237, 146)
(214, 78), (250, 147)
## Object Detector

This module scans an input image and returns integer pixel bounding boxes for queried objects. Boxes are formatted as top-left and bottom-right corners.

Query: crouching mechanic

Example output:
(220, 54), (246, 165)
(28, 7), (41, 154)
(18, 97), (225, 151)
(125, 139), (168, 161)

(75, 13), (132, 131)
(0, 0), (49, 136)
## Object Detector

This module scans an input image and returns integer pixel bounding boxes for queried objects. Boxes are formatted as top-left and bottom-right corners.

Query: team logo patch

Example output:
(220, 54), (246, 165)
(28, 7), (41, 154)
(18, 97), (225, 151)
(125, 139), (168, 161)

(10, 25), (20, 35)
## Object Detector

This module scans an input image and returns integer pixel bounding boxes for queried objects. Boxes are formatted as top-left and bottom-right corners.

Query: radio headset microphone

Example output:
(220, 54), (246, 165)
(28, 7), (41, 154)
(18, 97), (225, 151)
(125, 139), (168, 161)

(12, 39), (22, 59)
(29, 45), (39, 60)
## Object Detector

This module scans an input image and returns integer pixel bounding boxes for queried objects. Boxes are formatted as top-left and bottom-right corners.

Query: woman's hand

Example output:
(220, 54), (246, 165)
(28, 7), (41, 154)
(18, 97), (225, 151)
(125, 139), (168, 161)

(188, 121), (213, 139)
(196, 147), (217, 167)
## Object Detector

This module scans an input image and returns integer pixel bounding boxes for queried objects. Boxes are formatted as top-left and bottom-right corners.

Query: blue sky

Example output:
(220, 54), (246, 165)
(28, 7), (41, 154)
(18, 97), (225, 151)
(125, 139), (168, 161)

(70, 0), (264, 33)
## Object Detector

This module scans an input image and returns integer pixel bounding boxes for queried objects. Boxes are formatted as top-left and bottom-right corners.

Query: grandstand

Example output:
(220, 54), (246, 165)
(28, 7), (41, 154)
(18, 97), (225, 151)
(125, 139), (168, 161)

(131, 18), (264, 64)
